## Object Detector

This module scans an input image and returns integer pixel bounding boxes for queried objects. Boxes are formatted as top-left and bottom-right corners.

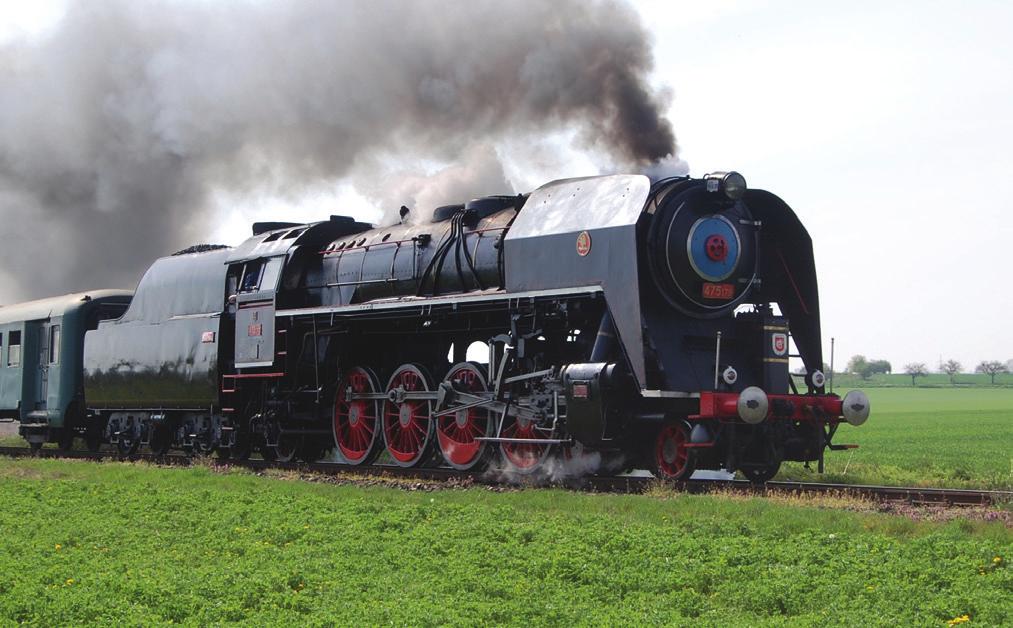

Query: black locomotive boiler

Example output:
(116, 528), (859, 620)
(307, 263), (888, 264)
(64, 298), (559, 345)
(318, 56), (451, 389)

(76, 172), (868, 481)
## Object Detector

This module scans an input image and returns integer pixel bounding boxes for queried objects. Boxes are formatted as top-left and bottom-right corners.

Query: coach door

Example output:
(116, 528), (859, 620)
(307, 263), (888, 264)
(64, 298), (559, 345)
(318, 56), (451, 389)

(234, 256), (284, 369)
(34, 322), (50, 411)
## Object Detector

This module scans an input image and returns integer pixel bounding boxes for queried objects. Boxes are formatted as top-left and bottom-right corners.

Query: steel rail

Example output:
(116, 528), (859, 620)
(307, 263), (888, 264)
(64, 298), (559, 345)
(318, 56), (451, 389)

(1, 446), (1009, 507)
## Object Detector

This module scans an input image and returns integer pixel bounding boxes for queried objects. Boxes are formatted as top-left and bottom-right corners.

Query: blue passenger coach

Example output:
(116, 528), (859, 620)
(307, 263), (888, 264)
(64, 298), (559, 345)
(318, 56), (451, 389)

(0, 291), (132, 450)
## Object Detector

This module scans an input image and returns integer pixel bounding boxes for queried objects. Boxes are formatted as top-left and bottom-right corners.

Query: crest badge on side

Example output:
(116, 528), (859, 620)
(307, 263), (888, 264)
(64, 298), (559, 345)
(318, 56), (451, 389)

(772, 333), (788, 356)
(576, 231), (592, 257)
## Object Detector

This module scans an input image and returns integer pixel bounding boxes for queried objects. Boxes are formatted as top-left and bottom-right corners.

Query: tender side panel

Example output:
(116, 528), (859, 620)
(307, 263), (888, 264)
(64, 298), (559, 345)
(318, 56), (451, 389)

(84, 251), (230, 409)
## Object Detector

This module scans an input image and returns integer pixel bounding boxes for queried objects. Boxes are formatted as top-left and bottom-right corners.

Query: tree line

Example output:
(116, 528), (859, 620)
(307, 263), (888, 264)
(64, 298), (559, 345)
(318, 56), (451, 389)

(843, 355), (1009, 384)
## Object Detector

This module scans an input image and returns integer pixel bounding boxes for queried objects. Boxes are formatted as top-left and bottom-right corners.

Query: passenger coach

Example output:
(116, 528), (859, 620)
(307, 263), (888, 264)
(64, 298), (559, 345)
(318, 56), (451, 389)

(0, 291), (132, 450)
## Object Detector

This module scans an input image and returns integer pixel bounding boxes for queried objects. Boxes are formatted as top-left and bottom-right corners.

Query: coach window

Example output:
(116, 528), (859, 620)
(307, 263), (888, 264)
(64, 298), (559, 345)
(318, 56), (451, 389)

(7, 331), (20, 367)
(49, 325), (61, 364)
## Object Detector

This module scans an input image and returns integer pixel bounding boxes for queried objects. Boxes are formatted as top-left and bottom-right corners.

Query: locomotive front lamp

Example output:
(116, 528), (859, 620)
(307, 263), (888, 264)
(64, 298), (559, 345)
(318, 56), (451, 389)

(722, 366), (738, 386)
(737, 386), (769, 424)
(810, 370), (826, 388)
(842, 390), (871, 426)
(704, 171), (747, 200)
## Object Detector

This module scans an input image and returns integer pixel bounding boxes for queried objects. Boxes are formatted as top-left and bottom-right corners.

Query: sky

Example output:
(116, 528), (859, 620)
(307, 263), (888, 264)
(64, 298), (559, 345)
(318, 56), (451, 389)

(0, 0), (1010, 372)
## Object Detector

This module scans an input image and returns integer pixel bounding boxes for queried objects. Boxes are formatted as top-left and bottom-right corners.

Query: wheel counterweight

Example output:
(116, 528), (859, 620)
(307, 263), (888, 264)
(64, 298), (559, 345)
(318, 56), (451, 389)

(437, 363), (492, 471)
(333, 367), (383, 466)
(500, 416), (554, 474)
(382, 364), (435, 467)
(652, 420), (696, 480)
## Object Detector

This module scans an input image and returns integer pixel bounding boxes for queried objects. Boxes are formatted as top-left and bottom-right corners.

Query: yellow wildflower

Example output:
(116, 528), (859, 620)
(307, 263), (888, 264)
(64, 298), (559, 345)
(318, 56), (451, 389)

(65, 578), (74, 586)
(993, 556), (1002, 564)
(947, 614), (970, 626)
(54, 544), (61, 551)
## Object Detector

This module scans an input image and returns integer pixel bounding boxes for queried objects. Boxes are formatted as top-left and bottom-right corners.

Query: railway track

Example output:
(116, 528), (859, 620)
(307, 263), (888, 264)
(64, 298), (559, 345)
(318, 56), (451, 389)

(2, 446), (1009, 507)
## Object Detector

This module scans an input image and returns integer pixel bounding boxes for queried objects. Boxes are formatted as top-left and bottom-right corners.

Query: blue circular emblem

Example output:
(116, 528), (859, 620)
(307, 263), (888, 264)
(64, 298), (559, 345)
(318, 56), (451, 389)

(687, 216), (740, 281)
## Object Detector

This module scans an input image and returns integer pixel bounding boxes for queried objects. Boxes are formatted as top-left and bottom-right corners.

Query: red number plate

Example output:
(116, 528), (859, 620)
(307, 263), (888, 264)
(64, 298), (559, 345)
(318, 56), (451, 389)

(248, 324), (263, 337)
(702, 283), (735, 300)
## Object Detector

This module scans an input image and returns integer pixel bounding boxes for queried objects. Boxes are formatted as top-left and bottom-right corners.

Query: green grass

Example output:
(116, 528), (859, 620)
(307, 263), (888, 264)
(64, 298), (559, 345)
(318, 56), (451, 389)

(783, 388), (1013, 490)
(0, 459), (1009, 626)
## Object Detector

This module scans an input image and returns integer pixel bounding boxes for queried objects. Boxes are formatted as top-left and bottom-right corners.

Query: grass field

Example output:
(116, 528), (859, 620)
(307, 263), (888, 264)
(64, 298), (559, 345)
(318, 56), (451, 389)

(0, 458), (1009, 626)
(781, 388), (1013, 490)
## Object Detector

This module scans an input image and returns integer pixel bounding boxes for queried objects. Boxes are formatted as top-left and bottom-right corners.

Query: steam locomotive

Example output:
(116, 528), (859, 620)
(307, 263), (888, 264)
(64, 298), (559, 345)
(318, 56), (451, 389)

(6, 173), (869, 482)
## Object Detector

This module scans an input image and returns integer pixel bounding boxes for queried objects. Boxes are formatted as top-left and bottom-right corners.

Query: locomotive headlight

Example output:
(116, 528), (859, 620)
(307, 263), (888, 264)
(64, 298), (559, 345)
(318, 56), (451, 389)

(704, 171), (747, 201)
(842, 390), (871, 426)
(722, 366), (738, 386)
(737, 386), (769, 424)
(810, 370), (826, 388)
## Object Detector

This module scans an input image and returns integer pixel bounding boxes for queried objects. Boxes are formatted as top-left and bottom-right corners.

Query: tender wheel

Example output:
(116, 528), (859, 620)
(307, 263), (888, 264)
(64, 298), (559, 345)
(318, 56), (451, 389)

(500, 415), (554, 474)
(271, 435), (301, 463)
(230, 431), (253, 461)
(382, 364), (436, 468)
(259, 444), (276, 462)
(437, 363), (493, 471)
(57, 430), (75, 452)
(333, 367), (383, 466)
(148, 424), (172, 456)
(117, 434), (140, 457)
(652, 420), (696, 481)
(84, 430), (102, 453)
(741, 461), (781, 484)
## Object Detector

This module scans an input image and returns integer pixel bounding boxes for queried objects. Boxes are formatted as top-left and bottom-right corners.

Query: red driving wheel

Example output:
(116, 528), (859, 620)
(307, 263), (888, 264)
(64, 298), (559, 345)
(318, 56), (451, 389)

(333, 366), (382, 465)
(501, 415), (553, 473)
(653, 420), (697, 480)
(383, 364), (435, 467)
(437, 363), (492, 470)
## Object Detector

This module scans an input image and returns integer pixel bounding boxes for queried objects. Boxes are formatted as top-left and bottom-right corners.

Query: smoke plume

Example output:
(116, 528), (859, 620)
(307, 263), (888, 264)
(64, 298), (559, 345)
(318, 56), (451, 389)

(0, 0), (677, 301)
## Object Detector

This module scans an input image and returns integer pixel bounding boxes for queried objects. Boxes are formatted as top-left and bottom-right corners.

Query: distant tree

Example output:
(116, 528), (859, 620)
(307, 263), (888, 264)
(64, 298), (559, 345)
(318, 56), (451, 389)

(975, 360), (1008, 385)
(868, 359), (892, 375)
(847, 355), (891, 379)
(903, 362), (928, 386)
(941, 359), (962, 384)
(847, 355), (868, 378)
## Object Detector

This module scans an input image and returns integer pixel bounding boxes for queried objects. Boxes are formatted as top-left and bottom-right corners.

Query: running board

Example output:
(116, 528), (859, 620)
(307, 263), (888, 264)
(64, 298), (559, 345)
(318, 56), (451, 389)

(474, 437), (570, 445)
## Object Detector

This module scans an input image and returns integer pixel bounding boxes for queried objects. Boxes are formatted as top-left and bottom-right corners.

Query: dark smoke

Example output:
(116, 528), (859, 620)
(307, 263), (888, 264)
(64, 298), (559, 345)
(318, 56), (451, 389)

(0, 0), (677, 302)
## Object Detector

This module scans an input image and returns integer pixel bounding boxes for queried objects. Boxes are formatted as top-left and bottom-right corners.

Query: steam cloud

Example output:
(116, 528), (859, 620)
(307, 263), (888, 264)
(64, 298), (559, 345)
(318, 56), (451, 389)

(0, 0), (678, 302)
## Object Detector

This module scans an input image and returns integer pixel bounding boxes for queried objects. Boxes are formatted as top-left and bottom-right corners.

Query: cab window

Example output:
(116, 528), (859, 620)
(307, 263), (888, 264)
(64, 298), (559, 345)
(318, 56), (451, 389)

(240, 260), (264, 293)
(259, 258), (284, 292)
